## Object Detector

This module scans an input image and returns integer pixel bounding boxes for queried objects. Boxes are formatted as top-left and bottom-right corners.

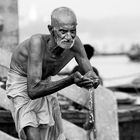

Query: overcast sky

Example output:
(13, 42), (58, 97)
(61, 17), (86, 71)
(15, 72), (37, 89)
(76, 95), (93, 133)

(18, 0), (140, 52)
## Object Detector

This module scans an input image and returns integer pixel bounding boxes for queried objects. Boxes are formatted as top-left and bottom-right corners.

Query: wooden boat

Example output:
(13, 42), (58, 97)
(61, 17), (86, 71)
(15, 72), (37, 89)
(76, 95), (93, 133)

(108, 82), (140, 93)
(105, 72), (140, 94)
(127, 45), (140, 61)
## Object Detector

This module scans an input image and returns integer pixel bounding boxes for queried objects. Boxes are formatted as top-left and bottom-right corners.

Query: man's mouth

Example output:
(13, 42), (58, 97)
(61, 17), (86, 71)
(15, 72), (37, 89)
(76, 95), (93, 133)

(57, 39), (75, 49)
(62, 41), (73, 44)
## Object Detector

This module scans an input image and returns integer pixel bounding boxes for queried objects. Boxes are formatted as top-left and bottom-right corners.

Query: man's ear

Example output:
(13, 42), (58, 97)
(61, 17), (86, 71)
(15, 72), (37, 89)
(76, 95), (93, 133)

(48, 25), (53, 33)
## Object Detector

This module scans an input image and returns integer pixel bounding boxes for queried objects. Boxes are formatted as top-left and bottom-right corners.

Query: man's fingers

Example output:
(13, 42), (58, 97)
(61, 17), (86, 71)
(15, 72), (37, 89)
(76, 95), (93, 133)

(75, 74), (100, 89)
(78, 80), (92, 85)
(77, 79), (100, 89)
(77, 80), (93, 88)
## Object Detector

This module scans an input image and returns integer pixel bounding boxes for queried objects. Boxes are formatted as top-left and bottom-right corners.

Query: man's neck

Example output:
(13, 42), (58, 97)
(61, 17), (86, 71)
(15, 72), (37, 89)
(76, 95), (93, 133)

(49, 37), (64, 58)
(52, 46), (64, 57)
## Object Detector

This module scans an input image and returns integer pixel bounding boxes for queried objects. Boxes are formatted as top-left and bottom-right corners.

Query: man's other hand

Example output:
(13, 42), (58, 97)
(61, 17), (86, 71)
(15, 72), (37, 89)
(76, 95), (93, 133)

(73, 71), (99, 89)
(84, 71), (100, 89)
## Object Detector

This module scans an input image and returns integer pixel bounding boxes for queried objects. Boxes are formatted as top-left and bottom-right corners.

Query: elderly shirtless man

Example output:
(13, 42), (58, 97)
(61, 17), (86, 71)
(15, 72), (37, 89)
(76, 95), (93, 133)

(6, 7), (100, 140)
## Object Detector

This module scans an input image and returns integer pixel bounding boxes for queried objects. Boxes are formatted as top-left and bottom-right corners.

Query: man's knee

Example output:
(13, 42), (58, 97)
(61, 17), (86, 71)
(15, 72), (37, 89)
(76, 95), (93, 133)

(24, 126), (41, 140)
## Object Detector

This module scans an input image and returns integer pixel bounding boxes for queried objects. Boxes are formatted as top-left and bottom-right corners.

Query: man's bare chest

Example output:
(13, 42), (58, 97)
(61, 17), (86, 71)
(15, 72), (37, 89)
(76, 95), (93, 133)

(42, 50), (73, 78)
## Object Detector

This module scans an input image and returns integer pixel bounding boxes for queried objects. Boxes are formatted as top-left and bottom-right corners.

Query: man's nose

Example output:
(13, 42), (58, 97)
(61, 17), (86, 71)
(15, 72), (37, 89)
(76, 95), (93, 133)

(65, 32), (72, 40)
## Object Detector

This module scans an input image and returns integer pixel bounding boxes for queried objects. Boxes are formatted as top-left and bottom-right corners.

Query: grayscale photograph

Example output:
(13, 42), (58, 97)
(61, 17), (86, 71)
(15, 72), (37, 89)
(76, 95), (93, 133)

(0, 0), (140, 140)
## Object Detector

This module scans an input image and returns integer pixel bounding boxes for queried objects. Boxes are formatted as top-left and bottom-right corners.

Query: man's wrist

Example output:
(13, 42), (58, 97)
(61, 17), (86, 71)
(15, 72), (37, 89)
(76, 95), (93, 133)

(69, 73), (75, 84)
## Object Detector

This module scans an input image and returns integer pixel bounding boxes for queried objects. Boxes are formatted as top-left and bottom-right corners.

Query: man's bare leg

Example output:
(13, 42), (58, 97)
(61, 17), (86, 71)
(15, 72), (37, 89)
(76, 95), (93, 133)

(39, 126), (49, 140)
(24, 126), (41, 140)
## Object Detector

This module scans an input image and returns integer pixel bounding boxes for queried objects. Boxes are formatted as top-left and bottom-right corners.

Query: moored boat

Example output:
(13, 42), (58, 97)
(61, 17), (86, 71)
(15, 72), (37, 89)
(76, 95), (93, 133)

(127, 44), (140, 61)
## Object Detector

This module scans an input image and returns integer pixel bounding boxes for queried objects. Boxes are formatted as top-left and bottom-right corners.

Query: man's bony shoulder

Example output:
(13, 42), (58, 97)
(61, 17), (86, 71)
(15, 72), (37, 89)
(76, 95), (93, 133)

(72, 36), (82, 50)
(74, 36), (80, 43)
(73, 36), (82, 46)
(30, 34), (43, 44)
(29, 34), (49, 46)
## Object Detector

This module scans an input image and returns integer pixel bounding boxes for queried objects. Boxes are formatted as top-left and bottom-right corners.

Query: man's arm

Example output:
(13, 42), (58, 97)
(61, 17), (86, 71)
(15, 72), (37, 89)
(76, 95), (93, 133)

(72, 36), (95, 74)
(27, 36), (85, 100)
(72, 36), (100, 88)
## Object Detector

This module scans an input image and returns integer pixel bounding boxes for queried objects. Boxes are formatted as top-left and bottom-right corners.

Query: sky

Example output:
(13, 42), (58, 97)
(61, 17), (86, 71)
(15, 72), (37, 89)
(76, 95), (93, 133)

(18, 0), (140, 53)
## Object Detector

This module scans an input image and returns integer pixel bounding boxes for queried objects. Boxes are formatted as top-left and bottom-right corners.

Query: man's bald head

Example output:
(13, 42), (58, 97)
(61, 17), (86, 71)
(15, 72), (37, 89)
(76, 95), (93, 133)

(51, 7), (77, 27)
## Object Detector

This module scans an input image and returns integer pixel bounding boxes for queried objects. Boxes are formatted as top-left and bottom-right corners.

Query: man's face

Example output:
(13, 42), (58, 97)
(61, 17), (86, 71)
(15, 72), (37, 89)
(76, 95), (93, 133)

(52, 24), (76, 49)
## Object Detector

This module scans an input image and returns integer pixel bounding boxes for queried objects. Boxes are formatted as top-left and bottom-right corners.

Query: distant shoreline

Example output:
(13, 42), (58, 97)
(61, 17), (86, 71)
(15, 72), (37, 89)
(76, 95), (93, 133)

(95, 52), (126, 56)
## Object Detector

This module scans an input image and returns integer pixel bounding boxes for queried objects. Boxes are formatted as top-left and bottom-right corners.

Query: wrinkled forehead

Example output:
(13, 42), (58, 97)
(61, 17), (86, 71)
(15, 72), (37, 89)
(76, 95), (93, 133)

(53, 21), (77, 30)
(52, 16), (77, 29)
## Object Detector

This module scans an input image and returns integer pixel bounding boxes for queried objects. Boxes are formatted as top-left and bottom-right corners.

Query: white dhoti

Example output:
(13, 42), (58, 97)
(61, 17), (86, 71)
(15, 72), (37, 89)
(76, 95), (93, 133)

(6, 70), (65, 140)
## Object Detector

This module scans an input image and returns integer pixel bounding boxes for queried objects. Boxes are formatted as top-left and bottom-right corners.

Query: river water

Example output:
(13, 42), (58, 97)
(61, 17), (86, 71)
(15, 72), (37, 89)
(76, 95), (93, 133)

(62, 55), (140, 87)
(92, 55), (140, 87)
